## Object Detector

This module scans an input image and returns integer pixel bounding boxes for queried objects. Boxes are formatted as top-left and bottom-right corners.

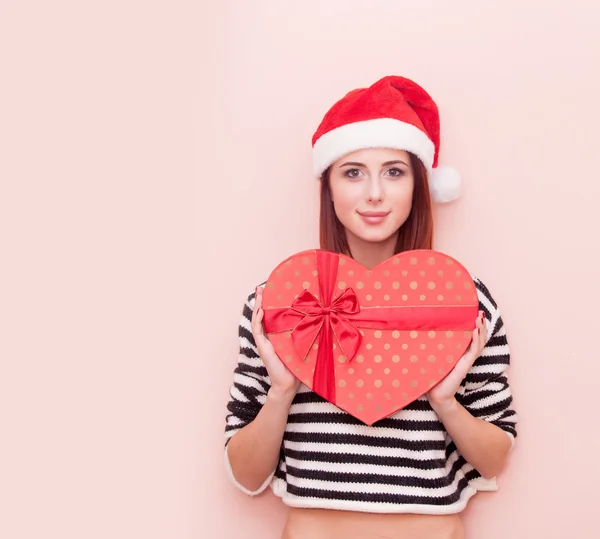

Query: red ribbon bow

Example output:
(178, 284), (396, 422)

(290, 286), (363, 398)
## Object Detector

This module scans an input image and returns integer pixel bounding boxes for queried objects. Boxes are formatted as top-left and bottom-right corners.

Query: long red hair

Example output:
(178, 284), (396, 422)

(319, 152), (433, 256)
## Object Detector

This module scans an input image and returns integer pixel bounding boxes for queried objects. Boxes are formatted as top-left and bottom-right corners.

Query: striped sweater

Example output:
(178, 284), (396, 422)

(224, 278), (517, 514)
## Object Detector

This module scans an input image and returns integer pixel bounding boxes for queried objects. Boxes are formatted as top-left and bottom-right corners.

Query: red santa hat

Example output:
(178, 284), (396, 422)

(312, 76), (461, 203)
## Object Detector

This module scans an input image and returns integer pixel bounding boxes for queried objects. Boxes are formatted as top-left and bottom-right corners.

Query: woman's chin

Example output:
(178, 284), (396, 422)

(350, 227), (397, 245)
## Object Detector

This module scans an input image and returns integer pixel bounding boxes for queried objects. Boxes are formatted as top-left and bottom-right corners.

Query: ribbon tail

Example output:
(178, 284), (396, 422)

(313, 316), (335, 402)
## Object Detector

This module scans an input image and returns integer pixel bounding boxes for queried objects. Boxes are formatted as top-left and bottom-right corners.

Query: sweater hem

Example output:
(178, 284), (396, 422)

(269, 476), (498, 514)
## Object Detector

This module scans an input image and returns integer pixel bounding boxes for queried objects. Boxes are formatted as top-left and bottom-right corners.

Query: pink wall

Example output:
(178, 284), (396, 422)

(2, 1), (599, 538)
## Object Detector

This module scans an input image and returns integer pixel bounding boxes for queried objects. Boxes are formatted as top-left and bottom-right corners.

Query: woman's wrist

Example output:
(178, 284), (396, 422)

(267, 385), (297, 406)
(429, 396), (459, 419)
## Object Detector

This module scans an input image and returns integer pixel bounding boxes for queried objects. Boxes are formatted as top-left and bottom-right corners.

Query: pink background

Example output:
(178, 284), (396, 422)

(1, 1), (599, 538)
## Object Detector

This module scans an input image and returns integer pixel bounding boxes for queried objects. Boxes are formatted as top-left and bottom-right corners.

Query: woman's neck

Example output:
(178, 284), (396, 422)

(346, 232), (398, 270)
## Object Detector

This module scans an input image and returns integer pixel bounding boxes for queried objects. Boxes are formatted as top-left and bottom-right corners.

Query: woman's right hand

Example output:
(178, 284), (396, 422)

(251, 286), (301, 400)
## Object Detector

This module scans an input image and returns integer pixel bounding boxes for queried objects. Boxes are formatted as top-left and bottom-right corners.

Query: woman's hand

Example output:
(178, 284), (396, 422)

(427, 311), (487, 410)
(251, 286), (301, 400)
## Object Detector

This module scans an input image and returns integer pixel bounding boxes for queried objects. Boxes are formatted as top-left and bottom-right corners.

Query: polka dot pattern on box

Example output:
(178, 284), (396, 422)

(263, 249), (479, 425)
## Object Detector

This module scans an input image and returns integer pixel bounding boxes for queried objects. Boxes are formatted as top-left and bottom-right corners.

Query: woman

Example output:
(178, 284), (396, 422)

(223, 76), (517, 539)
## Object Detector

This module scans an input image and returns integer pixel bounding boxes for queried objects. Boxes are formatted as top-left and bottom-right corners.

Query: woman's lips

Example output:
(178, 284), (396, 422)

(358, 211), (390, 225)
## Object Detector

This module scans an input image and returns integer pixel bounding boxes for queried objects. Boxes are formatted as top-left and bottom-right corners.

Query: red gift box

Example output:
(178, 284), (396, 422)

(262, 249), (479, 425)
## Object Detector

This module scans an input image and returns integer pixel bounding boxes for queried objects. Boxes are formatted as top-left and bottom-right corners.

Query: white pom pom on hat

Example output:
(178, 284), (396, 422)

(311, 76), (462, 203)
(429, 165), (462, 203)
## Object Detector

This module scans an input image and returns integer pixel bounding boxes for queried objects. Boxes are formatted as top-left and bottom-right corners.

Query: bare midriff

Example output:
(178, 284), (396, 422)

(281, 507), (465, 539)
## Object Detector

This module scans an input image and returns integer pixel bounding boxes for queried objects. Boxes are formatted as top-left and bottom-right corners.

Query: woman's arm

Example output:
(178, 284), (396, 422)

(429, 396), (511, 479)
(427, 284), (517, 479)
(227, 386), (295, 492)
(224, 286), (300, 495)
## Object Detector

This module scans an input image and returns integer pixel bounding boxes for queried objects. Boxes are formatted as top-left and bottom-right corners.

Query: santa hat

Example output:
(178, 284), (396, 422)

(312, 76), (461, 203)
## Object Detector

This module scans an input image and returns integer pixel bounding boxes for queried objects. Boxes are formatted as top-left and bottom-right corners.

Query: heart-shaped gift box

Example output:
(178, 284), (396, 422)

(262, 249), (479, 425)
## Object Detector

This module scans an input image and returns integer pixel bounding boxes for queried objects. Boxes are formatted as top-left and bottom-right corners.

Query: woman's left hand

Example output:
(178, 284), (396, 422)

(427, 311), (487, 409)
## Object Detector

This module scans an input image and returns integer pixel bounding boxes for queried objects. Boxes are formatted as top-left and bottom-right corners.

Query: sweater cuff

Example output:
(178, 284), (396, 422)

(504, 430), (516, 451)
(224, 444), (275, 496)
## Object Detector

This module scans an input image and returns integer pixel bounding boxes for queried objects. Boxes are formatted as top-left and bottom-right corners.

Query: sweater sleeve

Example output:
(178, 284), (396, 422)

(224, 288), (272, 447)
(456, 278), (518, 445)
(223, 287), (276, 496)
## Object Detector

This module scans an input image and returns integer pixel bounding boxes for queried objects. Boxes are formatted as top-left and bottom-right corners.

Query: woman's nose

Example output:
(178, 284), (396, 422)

(367, 178), (383, 203)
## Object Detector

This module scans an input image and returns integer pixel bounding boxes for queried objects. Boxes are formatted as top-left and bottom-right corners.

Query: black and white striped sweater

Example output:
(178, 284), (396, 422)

(224, 278), (517, 514)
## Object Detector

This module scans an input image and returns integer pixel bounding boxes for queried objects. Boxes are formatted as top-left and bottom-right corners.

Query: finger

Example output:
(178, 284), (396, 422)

(251, 288), (262, 321)
(478, 312), (487, 337)
(472, 325), (483, 351)
(471, 326), (478, 344)
(456, 333), (478, 372)
(464, 338), (474, 355)
(475, 312), (486, 339)
(251, 318), (266, 347)
(451, 316), (485, 380)
(476, 311), (485, 328)
(251, 289), (262, 332)
(445, 357), (473, 388)
(474, 323), (482, 346)
(254, 287), (263, 310)
(251, 314), (260, 340)
(451, 356), (471, 380)
(470, 318), (487, 359)
(454, 354), (477, 382)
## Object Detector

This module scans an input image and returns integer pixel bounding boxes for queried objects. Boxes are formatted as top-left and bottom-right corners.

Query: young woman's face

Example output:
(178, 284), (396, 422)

(328, 148), (415, 245)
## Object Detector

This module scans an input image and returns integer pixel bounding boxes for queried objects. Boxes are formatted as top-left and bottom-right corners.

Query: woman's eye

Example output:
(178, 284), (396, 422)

(387, 167), (405, 178)
(344, 168), (362, 179)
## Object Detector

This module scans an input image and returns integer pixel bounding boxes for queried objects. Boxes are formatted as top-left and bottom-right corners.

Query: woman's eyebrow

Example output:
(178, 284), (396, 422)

(338, 161), (365, 168)
(338, 160), (409, 168)
(382, 160), (409, 167)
